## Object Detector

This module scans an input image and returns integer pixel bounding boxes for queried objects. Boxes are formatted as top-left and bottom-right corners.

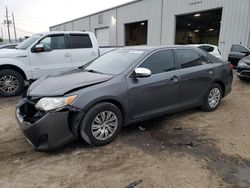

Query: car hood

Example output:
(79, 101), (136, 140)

(0, 48), (27, 58)
(242, 55), (250, 63)
(27, 69), (114, 97)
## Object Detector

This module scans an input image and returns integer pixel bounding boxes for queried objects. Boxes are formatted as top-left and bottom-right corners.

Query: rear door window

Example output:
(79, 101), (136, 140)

(139, 50), (175, 74)
(231, 45), (249, 53)
(176, 49), (208, 69)
(198, 45), (214, 53)
(69, 34), (93, 49)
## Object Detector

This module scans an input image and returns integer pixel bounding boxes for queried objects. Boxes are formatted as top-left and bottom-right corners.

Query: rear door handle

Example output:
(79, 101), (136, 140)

(171, 75), (180, 83)
(208, 69), (214, 75)
(65, 53), (70, 57)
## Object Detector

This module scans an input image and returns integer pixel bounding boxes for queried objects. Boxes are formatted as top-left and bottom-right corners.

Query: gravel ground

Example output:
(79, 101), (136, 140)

(0, 75), (250, 188)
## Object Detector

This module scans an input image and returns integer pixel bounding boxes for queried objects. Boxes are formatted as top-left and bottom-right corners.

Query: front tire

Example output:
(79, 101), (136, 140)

(202, 83), (222, 112)
(79, 102), (123, 146)
(0, 69), (25, 97)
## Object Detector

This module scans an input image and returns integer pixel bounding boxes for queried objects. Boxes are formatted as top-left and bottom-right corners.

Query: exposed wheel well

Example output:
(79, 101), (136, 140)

(214, 81), (225, 97)
(0, 65), (27, 80)
(69, 99), (127, 138)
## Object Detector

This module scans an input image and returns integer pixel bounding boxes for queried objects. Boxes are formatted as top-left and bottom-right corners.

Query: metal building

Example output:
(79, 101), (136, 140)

(50, 0), (250, 60)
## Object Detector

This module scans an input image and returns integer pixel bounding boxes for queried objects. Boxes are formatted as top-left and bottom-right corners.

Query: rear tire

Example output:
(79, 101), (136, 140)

(79, 102), (123, 146)
(0, 69), (25, 97)
(202, 83), (222, 112)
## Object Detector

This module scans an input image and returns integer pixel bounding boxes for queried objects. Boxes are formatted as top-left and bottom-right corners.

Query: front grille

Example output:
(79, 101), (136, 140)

(241, 71), (250, 77)
(19, 98), (46, 124)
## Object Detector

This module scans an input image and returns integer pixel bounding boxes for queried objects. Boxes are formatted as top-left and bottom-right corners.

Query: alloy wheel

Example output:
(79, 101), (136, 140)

(91, 111), (118, 141)
(0, 75), (19, 94)
(208, 88), (221, 108)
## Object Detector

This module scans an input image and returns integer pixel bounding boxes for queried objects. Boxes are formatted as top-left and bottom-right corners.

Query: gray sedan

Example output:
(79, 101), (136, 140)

(16, 46), (233, 151)
(237, 55), (250, 80)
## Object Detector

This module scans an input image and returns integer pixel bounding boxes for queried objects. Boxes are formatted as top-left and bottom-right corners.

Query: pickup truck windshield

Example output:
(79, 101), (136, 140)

(16, 34), (42, 50)
(85, 49), (145, 75)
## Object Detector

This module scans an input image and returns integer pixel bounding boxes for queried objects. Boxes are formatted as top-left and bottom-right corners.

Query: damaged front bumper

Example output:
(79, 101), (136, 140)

(16, 96), (82, 151)
(237, 68), (250, 79)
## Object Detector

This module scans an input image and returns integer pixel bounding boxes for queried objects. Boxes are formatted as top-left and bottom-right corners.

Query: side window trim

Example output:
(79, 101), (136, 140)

(128, 49), (177, 78)
(31, 34), (68, 53)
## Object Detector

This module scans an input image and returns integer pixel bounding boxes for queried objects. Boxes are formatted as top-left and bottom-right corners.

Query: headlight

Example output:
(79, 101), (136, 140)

(238, 61), (247, 67)
(35, 95), (77, 111)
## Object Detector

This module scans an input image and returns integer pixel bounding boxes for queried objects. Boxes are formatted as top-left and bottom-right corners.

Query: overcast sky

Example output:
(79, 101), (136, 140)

(0, 0), (134, 39)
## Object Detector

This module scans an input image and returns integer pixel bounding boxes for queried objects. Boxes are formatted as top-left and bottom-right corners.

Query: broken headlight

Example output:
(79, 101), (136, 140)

(35, 96), (77, 111)
(238, 60), (248, 67)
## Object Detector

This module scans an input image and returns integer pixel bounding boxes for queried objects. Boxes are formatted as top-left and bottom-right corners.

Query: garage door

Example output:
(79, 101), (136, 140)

(96, 28), (110, 46)
(175, 8), (222, 46)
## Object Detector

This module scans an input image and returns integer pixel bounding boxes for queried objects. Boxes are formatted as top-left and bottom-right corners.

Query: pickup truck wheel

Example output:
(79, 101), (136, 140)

(202, 83), (222, 112)
(0, 69), (25, 97)
(79, 102), (123, 146)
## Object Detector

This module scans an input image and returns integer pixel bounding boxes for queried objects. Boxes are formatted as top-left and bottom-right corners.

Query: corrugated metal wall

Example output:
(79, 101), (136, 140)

(219, 0), (250, 59)
(116, 0), (162, 46)
(162, 0), (250, 59)
(72, 18), (90, 31)
(50, 0), (250, 60)
(89, 9), (117, 46)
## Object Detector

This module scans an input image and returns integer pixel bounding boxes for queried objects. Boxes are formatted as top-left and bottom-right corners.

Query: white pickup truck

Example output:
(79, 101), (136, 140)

(0, 31), (115, 96)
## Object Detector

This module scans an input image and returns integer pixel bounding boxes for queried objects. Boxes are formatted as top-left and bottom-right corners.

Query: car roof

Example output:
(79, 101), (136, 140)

(36, 31), (93, 35)
(117, 45), (209, 58)
(119, 45), (203, 52)
(187, 44), (218, 48)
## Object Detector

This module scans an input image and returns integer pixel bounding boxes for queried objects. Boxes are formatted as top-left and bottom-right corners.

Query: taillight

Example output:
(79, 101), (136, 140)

(230, 64), (234, 70)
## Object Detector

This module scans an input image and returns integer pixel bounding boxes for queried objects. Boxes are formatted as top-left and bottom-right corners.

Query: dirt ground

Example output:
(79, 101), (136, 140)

(0, 75), (250, 188)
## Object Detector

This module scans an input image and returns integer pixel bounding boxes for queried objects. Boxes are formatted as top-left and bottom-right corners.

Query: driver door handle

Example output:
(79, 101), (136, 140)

(65, 53), (70, 57)
(171, 75), (180, 83)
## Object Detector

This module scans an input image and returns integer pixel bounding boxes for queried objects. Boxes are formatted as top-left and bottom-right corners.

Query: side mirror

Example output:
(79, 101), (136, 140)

(134, 68), (151, 78)
(32, 44), (44, 53)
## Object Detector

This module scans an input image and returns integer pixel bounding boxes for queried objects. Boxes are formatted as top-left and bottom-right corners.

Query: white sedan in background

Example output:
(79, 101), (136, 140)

(188, 44), (222, 59)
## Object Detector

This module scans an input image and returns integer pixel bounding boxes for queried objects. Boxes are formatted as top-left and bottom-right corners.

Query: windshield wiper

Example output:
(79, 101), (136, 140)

(84, 69), (104, 74)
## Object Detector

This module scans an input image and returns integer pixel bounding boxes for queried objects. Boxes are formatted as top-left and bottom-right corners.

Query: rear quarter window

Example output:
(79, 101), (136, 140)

(69, 34), (93, 49)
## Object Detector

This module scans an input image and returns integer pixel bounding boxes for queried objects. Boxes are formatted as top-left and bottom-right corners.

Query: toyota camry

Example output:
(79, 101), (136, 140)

(16, 46), (233, 151)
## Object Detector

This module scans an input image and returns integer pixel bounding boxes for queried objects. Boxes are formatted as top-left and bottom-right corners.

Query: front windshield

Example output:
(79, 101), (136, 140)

(16, 34), (42, 50)
(85, 49), (145, 75)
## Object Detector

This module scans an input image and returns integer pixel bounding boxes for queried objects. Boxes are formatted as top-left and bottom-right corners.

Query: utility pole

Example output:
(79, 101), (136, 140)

(0, 26), (3, 40)
(12, 13), (17, 42)
(6, 6), (11, 42)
